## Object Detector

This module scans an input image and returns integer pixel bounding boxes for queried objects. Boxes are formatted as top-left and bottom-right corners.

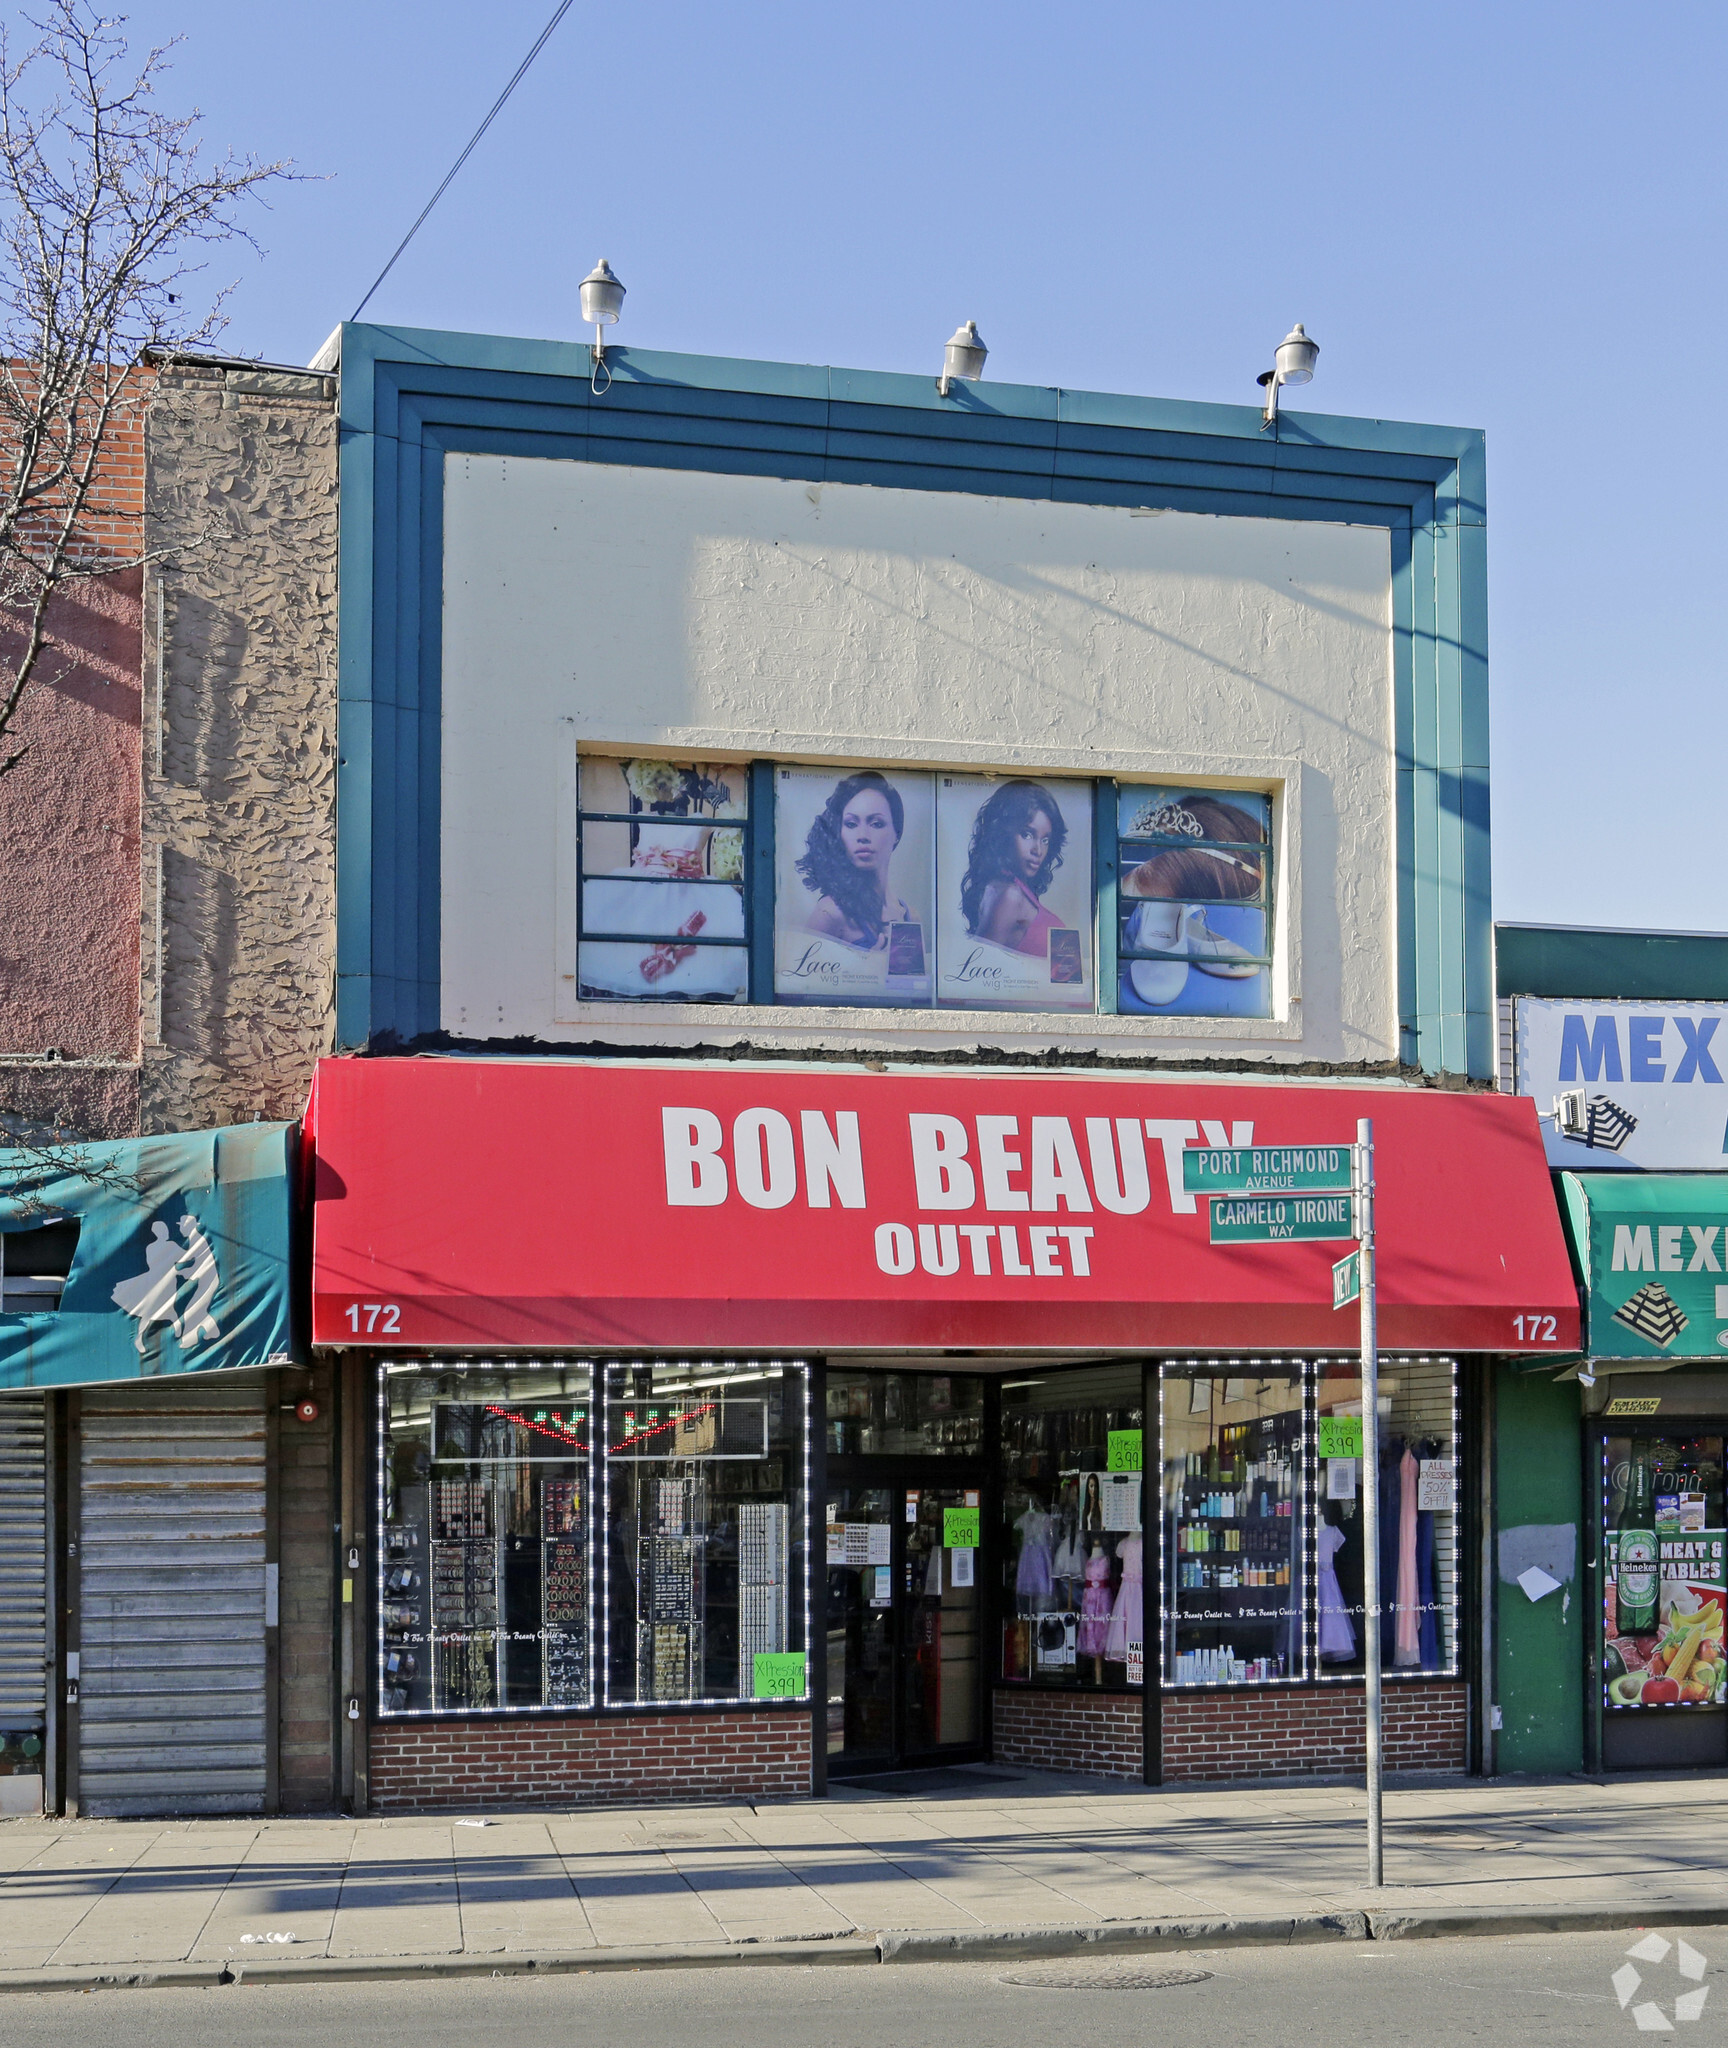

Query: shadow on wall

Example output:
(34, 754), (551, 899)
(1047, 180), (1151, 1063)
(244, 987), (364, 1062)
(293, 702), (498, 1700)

(162, 846), (239, 1061)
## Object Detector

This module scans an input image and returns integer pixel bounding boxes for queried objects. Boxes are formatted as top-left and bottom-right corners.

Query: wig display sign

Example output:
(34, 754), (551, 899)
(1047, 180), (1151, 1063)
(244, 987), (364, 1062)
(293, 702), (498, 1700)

(776, 768), (1092, 1011)
(775, 766), (934, 1005)
(934, 775), (1093, 1011)
(1515, 998), (1728, 1171)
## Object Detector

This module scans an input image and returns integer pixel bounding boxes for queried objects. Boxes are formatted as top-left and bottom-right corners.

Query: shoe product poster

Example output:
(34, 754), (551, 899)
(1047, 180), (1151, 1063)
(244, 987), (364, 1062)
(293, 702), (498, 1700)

(935, 775), (1094, 1011)
(774, 767), (935, 1005)
(1116, 786), (1273, 1018)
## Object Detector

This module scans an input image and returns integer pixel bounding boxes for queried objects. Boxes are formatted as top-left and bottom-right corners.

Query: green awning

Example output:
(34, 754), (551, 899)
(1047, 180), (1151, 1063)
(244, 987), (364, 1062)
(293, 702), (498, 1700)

(1561, 1172), (1728, 1363)
(0, 1124), (296, 1389)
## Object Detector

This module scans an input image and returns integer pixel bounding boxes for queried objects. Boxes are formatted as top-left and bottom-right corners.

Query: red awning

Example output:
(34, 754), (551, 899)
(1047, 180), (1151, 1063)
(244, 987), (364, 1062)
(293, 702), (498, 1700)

(308, 1057), (1580, 1356)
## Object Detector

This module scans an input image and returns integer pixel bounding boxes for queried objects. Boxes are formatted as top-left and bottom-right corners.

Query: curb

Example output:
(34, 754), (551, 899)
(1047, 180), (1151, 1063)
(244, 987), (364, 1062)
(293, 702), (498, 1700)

(4, 1901), (1728, 1995)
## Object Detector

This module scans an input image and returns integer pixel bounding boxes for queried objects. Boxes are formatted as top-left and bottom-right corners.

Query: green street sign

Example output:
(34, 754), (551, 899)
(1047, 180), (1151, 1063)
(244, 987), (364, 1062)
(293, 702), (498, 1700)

(1208, 1192), (1356, 1244)
(1333, 1250), (1361, 1310)
(1183, 1144), (1355, 1196)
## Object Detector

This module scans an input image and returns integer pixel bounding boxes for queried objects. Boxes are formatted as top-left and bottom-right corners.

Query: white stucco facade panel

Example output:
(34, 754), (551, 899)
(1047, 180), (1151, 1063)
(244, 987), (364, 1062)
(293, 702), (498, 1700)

(440, 454), (1394, 1063)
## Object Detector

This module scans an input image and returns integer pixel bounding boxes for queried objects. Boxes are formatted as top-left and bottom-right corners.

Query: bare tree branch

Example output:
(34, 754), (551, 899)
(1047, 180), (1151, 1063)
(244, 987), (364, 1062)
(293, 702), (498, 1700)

(0, 0), (291, 772)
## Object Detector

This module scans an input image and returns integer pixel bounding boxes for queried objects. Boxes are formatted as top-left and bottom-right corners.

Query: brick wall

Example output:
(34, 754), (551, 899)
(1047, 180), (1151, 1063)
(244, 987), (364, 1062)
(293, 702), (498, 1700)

(368, 1709), (813, 1810)
(992, 1687), (1143, 1780)
(277, 1359), (336, 1811)
(1160, 1681), (1468, 1781)
(0, 376), (145, 1142)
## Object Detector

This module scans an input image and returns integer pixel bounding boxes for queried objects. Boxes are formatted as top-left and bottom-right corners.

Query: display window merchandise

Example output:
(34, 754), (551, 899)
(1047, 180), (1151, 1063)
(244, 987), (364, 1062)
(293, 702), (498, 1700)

(379, 1362), (595, 1714)
(376, 1359), (810, 1718)
(1000, 1364), (1145, 1689)
(1158, 1360), (1459, 1688)
(604, 1361), (810, 1706)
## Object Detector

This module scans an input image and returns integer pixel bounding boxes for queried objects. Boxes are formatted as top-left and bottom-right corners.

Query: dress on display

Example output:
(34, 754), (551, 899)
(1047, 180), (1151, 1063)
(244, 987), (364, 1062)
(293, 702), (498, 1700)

(1317, 1520), (1356, 1659)
(1394, 1446), (1421, 1667)
(1077, 1546), (1113, 1656)
(1051, 1525), (1084, 1608)
(1015, 1508), (1054, 1605)
(1103, 1534), (1143, 1662)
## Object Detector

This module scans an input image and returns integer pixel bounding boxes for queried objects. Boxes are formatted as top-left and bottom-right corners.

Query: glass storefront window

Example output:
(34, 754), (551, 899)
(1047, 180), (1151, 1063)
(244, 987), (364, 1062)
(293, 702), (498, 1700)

(1157, 1358), (1460, 1688)
(999, 1364), (1145, 1689)
(379, 1362), (593, 1715)
(603, 1361), (809, 1706)
(1161, 1369), (1302, 1686)
(1313, 1357), (1459, 1680)
(825, 1369), (984, 1457)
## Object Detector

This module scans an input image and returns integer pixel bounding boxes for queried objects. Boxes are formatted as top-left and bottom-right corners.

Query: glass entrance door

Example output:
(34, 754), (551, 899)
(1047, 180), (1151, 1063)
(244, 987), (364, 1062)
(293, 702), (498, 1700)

(825, 1478), (982, 1774)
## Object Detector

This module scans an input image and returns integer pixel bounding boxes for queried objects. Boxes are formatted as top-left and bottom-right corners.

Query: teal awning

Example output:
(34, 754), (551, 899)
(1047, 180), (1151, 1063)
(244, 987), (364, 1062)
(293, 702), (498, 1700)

(1561, 1172), (1728, 1364)
(0, 1124), (296, 1390)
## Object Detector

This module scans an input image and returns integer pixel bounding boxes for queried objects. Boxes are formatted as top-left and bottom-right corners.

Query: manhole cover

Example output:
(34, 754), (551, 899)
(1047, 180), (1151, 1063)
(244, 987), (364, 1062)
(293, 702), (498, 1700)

(1000, 1963), (1213, 1991)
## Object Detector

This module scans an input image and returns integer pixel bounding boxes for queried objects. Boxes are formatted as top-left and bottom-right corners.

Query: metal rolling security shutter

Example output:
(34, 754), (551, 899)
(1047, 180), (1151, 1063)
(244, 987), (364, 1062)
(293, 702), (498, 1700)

(78, 1383), (268, 1817)
(0, 1397), (48, 1744)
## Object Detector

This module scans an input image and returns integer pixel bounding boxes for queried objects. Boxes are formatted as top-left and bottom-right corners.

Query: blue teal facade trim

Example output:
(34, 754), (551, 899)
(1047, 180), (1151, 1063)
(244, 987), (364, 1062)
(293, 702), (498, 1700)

(334, 321), (1492, 1075)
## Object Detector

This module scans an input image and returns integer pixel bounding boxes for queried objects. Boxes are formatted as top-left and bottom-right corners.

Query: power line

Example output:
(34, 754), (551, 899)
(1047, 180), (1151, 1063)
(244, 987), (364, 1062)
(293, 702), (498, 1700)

(350, 0), (576, 324)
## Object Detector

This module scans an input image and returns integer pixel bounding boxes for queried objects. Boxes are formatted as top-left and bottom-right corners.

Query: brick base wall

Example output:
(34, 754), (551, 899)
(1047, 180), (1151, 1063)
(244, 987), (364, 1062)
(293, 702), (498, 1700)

(1160, 1681), (1468, 1781)
(991, 1688), (1143, 1780)
(368, 1709), (813, 1810)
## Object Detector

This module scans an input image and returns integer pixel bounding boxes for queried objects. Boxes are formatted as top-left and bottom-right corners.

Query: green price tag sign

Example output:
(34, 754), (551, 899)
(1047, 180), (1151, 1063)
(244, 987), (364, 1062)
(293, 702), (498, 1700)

(943, 1507), (980, 1548)
(752, 1652), (807, 1699)
(1107, 1429), (1143, 1474)
(1317, 1415), (1363, 1459)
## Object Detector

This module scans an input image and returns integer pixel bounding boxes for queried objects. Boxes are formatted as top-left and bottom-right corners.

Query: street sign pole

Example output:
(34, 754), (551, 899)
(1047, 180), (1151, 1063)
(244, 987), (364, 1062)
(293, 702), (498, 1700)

(1356, 1116), (1382, 1889)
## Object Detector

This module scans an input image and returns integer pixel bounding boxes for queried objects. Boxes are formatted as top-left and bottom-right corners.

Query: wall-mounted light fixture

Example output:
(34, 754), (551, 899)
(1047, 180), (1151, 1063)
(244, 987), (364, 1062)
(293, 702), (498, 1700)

(580, 258), (626, 393)
(1257, 322), (1318, 427)
(937, 320), (988, 398)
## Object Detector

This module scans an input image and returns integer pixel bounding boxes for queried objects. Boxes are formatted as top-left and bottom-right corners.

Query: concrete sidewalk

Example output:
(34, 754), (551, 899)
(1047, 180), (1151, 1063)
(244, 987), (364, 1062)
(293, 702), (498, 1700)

(2, 1766), (1726, 1992)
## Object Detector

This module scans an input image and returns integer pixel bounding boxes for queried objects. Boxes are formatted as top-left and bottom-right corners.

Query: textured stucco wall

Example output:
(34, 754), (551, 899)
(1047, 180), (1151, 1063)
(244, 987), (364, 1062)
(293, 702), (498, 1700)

(440, 456), (1395, 1065)
(140, 365), (338, 1133)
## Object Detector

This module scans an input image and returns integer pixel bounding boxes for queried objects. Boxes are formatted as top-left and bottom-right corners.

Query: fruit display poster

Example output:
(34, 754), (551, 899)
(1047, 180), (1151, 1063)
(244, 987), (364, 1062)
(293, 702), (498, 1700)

(1605, 1533), (1727, 1709)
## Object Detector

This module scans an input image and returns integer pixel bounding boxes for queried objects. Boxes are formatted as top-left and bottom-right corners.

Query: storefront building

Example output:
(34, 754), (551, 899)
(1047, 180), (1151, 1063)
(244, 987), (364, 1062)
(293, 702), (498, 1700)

(310, 1057), (1574, 1801)
(303, 319), (1579, 1802)
(0, 1124), (298, 1816)
(1496, 924), (1728, 1776)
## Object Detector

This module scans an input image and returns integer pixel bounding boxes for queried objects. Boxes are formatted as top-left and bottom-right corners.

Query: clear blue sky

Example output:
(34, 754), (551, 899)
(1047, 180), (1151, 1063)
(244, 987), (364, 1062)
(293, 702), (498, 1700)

(115, 0), (1727, 935)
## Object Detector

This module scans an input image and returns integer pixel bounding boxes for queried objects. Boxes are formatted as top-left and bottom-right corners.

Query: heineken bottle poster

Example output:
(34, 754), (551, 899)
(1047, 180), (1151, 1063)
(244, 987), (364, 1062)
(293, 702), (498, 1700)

(1603, 1442), (1727, 1709)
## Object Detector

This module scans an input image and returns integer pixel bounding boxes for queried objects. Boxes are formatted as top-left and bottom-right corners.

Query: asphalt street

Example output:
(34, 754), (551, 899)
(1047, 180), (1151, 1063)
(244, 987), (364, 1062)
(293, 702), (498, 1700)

(5, 1925), (1720, 2047)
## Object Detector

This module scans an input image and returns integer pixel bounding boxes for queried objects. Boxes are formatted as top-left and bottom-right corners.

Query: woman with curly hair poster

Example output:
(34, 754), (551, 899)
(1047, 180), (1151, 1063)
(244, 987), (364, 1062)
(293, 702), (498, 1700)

(774, 767), (934, 1004)
(936, 775), (1093, 1010)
